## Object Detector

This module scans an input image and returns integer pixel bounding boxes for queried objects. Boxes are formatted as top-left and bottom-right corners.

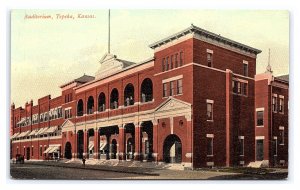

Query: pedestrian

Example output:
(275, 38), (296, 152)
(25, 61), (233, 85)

(82, 156), (86, 167)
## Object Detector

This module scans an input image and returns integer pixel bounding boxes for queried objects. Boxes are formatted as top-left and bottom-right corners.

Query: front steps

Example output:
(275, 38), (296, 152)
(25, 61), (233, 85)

(248, 160), (269, 168)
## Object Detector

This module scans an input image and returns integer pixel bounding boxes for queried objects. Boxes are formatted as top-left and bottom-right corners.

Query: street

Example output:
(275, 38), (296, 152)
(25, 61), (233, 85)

(10, 163), (288, 180)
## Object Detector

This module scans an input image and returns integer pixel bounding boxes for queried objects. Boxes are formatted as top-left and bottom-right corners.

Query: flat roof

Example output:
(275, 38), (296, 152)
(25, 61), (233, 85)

(149, 24), (262, 55)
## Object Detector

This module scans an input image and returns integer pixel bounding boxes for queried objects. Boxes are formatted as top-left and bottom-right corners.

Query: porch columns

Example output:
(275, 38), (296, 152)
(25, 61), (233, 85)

(134, 122), (141, 161)
(118, 124), (125, 160)
(94, 128), (99, 159)
(152, 119), (158, 162)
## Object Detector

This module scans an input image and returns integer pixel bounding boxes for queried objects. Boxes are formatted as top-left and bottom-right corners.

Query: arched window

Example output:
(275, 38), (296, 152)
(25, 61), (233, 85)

(124, 83), (134, 106)
(77, 99), (84, 116)
(110, 88), (119, 109)
(141, 78), (153, 103)
(87, 96), (94, 114)
(98, 92), (106, 112)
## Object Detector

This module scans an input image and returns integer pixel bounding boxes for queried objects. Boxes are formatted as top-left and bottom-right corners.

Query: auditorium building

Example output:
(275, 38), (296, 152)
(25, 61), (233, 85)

(10, 24), (289, 169)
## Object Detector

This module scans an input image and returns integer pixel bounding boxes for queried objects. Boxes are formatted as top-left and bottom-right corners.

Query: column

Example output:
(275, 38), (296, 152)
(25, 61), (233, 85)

(225, 69), (233, 167)
(118, 124), (125, 160)
(185, 114), (193, 167)
(152, 119), (158, 162)
(83, 129), (87, 158)
(73, 130), (77, 160)
(94, 128), (99, 159)
(134, 122), (141, 161)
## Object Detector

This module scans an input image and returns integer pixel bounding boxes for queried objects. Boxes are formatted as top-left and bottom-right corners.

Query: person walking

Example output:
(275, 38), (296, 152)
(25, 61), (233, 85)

(82, 156), (86, 167)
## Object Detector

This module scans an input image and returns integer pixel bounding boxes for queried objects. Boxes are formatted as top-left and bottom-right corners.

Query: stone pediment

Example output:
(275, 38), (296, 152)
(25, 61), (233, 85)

(155, 97), (191, 113)
(61, 119), (75, 132)
(95, 53), (126, 79)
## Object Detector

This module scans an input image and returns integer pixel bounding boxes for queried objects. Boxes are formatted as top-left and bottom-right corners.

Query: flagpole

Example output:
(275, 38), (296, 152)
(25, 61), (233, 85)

(108, 9), (110, 54)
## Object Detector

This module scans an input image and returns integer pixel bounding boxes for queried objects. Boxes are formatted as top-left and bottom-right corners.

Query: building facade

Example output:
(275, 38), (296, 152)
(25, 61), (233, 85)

(10, 25), (288, 169)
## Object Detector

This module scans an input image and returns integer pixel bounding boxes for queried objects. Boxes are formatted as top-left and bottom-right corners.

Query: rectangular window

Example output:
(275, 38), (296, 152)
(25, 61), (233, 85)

(170, 81), (175, 96)
(242, 83), (248, 96)
(166, 57), (169, 71)
(279, 97), (284, 113)
(175, 53), (178, 68)
(40, 146), (43, 157)
(272, 95), (277, 112)
(207, 53), (213, 67)
(243, 63), (248, 76)
(180, 51), (183, 66)
(279, 127), (284, 145)
(162, 58), (165, 72)
(207, 136), (213, 156)
(163, 83), (168, 97)
(31, 147), (34, 156)
(257, 111), (264, 126)
(170, 55), (173, 69)
(237, 82), (241, 94)
(273, 137), (278, 156)
(238, 137), (244, 156)
(207, 102), (213, 121)
(177, 79), (183, 94)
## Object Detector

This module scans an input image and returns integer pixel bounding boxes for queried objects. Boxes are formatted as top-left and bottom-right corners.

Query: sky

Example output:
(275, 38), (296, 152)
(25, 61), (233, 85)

(11, 10), (289, 108)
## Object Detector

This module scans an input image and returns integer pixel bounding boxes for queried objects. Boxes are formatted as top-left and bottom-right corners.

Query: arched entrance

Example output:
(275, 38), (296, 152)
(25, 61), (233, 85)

(64, 142), (72, 159)
(163, 135), (182, 163)
(111, 139), (117, 159)
(126, 138), (134, 160)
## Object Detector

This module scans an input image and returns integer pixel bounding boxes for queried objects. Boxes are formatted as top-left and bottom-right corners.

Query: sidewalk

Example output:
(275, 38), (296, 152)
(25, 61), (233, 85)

(25, 160), (161, 176)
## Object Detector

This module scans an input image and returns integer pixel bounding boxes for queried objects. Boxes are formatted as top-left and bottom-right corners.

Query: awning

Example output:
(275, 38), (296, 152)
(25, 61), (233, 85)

(48, 146), (59, 153)
(28, 129), (38, 136)
(43, 147), (53, 154)
(99, 142), (107, 151)
(44, 144), (60, 154)
(89, 142), (94, 150)
(16, 118), (26, 125)
(36, 127), (48, 135)
(45, 126), (58, 134)
(10, 133), (20, 139)
(18, 130), (30, 138)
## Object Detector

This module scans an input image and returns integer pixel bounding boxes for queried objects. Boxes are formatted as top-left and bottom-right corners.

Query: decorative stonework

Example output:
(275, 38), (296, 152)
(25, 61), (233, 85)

(95, 53), (132, 80)
(61, 120), (75, 132)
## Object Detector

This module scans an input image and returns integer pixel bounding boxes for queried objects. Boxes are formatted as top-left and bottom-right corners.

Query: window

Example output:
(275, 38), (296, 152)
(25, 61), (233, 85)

(273, 137), (278, 156)
(237, 82), (241, 94)
(207, 135), (214, 156)
(163, 83), (168, 97)
(40, 146), (43, 157)
(242, 83), (248, 96)
(257, 111), (264, 126)
(180, 51), (183, 66)
(232, 80), (248, 96)
(179, 120), (184, 127)
(243, 63), (248, 76)
(279, 127), (284, 145)
(272, 95), (277, 112)
(170, 55), (174, 69)
(31, 146), (34, 156)
(58, 108), (62, 118)
(170, 81), (175, 96)
(175, 53), (178, 68)
(279, 97), (284, 113)
(238, 136), (244, 156)
(166, 57), (169, 71)
(207, 53), (213, 67)
(162, 58), (165, 72)
(177, 79), (183, 94)
(207, 101), (213, 121)
(64, 109), (72, 119)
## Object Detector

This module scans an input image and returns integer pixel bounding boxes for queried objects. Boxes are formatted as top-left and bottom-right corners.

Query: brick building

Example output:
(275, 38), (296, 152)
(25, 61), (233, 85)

(10, 25), (288, 169)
